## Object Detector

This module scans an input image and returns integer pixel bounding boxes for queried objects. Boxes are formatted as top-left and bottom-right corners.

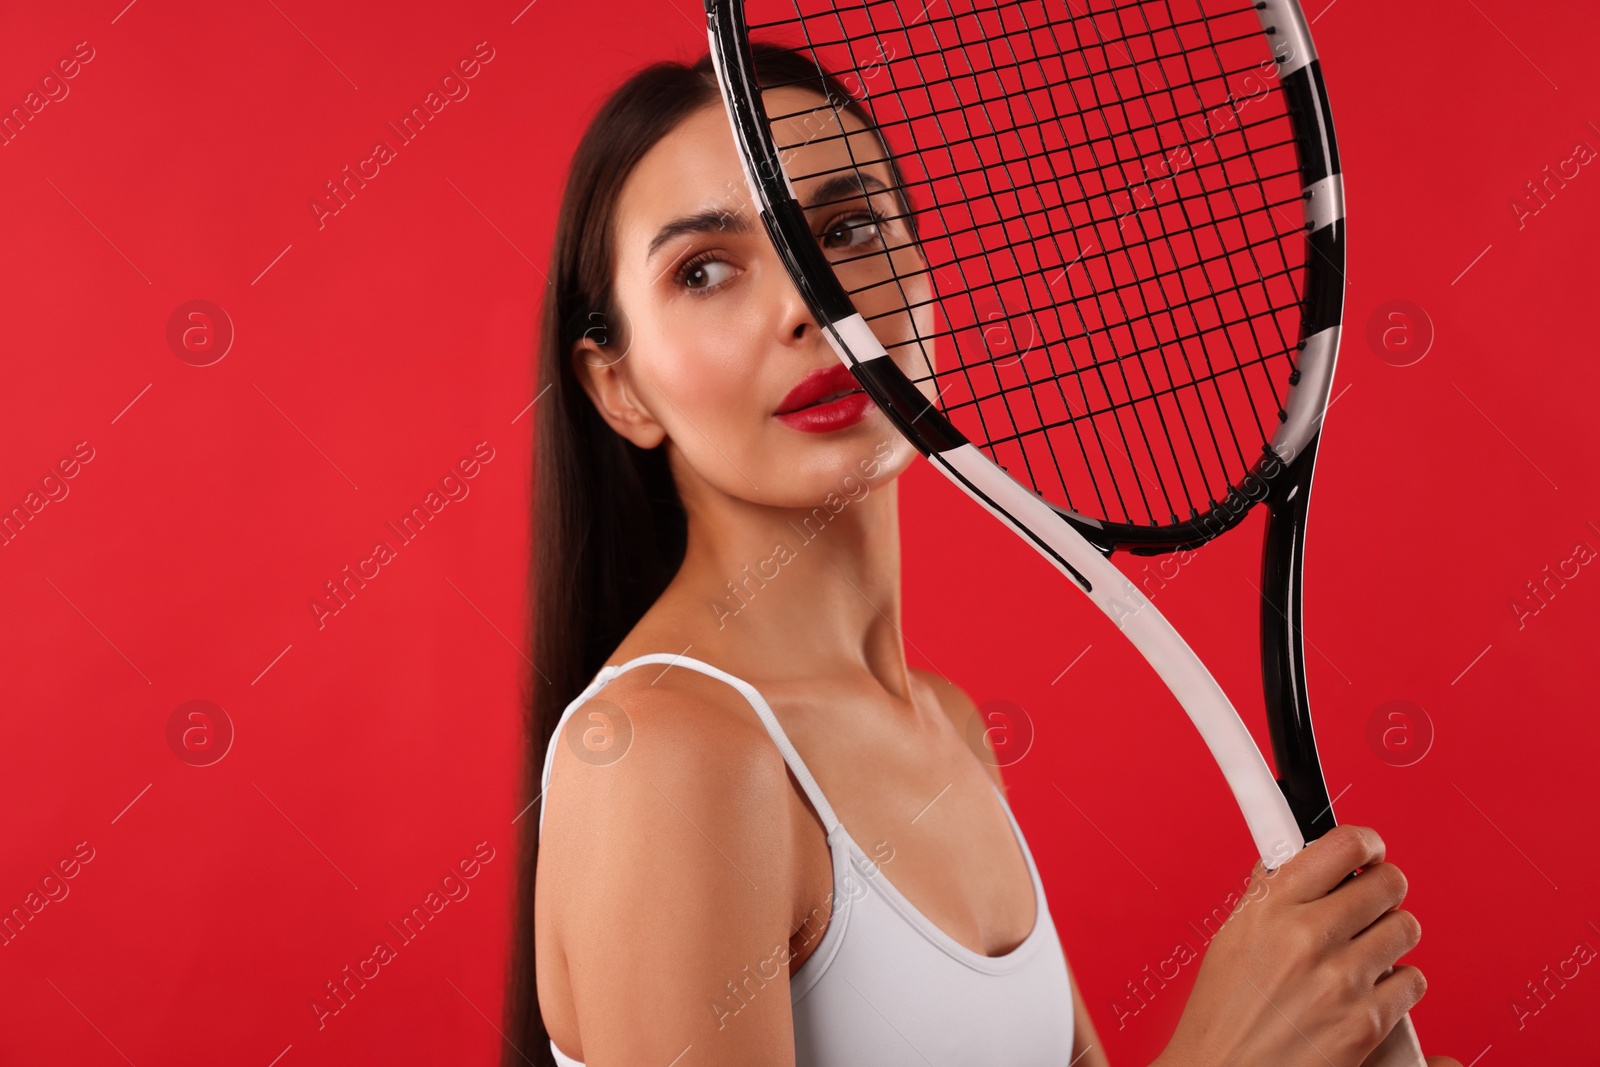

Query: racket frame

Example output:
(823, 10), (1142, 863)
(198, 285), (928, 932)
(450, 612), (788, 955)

(704, 0), (1345, 857)
(706, 9), (1440, 1060)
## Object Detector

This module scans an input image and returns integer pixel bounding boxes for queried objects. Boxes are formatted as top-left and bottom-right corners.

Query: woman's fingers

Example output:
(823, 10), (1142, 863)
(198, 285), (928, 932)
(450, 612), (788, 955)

(1162, 824), (1441, 1067)
(1279, 824), (1388, 904)
(1344, 907), (1423, 982)
(1372, 963), (1429, 1033)
(1320, 861), (1411, 943)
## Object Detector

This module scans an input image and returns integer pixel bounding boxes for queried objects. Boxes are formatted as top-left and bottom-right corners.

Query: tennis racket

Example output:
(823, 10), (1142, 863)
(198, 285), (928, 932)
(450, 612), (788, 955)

(705, 0), (1427, 1062)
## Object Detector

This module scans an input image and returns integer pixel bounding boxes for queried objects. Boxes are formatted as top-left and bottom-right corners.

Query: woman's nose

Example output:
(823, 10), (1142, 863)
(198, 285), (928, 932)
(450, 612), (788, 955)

(776, 277), (819, 344)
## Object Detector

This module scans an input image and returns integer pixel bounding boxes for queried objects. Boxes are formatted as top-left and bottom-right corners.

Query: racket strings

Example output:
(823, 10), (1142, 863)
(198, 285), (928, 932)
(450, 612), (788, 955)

(752, 0), (1310, 528)
(787, 126), (1303, 274)
(1044, 0), (1300, 513)
(974, 2), (1213, 517)
(846, 190), (1302, 320)
(975, 345), (1284, 449)
(1120, 0), (1304, 434)
(912, 254), (1301, 416)
(765, 89), (1299, 202)
(886, 0), (1152, 514)
(760, 36), (1277, 134)
(844, 189), (1304, 506)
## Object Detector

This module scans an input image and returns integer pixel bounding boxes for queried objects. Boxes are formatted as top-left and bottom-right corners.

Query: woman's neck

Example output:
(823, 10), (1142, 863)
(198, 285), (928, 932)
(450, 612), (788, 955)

(652, 471), (911, 700)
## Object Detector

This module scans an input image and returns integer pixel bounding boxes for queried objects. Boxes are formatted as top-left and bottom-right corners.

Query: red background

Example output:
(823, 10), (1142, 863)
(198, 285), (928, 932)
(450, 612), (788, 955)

(2, 0), (1596, 1064)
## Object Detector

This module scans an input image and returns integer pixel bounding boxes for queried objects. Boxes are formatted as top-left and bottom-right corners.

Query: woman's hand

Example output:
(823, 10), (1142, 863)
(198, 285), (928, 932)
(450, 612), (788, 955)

(1359, 1014), (1462, 1067)
(1153, 824), (1454, 1067)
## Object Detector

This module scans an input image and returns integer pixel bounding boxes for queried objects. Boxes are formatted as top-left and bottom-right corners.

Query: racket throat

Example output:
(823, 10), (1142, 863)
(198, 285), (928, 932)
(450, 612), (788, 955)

(1261, 437), (1338, 842)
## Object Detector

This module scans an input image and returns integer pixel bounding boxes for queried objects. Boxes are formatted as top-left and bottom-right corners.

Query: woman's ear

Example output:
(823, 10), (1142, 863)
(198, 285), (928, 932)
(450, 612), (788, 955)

(571, 339), (667, 449)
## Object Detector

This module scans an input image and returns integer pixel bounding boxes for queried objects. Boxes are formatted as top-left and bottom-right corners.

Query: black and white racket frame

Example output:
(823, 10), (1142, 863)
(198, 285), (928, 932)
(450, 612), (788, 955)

(706, 0), (1345, 863)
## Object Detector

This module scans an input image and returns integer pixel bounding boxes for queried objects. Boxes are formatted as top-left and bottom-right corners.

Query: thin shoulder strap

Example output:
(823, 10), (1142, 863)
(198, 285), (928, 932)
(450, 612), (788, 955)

(539, 651), (841, 838)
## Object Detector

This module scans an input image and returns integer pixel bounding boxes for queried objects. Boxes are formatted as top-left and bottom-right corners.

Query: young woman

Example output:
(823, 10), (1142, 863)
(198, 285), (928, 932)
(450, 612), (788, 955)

(502, 44), (1459, 1067)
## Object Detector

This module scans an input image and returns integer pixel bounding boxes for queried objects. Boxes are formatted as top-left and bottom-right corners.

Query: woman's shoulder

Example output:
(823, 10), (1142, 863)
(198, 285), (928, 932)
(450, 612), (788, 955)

(907, 667), (1006, 791)
(908, 666), (977, 713)
(583, 656), (781, 757)
(543, 656), (794, 843)
(906, 665), (982, 733)
(535, 661), (807, 1063)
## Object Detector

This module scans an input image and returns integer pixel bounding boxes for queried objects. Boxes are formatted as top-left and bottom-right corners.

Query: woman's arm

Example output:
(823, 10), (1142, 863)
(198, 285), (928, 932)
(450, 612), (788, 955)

(537, 677), (802, 1066)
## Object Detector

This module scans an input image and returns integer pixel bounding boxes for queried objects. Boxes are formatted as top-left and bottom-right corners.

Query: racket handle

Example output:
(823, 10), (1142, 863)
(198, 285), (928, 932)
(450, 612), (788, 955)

(1364, 1002), (1427, 1066)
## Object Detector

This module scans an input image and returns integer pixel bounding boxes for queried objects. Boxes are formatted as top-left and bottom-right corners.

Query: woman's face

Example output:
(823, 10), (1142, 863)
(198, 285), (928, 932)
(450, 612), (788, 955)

(576, 86), (934, 510)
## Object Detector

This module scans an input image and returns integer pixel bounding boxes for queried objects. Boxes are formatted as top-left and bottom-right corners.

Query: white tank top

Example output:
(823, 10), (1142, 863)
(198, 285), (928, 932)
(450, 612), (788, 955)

(539, 653), (1076, 1065)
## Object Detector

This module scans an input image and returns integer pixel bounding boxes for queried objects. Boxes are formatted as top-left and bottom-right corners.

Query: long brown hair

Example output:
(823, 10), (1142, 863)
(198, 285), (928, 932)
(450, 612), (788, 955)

(502, 43), (891, 1066)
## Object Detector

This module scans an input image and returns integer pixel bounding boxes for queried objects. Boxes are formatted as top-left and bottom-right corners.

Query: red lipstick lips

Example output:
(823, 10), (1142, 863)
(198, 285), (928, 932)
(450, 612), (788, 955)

(774, 363), (876, 433)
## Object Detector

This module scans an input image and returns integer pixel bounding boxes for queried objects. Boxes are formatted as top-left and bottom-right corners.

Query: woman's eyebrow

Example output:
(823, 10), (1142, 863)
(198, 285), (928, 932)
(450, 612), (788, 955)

(802, 171), (889, 209)
(646, 207), (753, 262)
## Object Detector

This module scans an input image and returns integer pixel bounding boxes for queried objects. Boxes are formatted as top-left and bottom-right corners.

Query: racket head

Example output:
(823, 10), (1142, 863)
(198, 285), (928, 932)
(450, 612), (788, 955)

(707, 0), (1346, 554)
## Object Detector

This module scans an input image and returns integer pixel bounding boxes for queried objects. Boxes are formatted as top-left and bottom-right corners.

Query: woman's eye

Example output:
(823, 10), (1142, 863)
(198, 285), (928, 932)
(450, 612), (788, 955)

(680, 257), (737, 291)
(820, 212), (881, 251)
